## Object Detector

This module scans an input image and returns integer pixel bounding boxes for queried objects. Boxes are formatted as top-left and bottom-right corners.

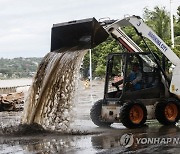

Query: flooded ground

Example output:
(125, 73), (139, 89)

(1, 79), (180, 154)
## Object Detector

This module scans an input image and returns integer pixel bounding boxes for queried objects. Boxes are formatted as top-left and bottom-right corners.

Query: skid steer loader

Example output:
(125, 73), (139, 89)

(51, 16), (180, 128)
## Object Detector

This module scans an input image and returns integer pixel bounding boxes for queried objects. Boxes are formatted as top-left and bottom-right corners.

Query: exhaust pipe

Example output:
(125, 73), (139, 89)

(50, 17), (109, 52)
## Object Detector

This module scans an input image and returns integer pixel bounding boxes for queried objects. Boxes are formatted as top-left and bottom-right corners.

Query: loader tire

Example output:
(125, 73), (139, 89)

(120, 100), (147, 129)
(90, 100), (112, 127)
(155, 98), (180, 125)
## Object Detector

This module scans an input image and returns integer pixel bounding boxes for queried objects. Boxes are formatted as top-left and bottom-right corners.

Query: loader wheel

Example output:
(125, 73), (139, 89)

(90, 100), (112, 127)
(155, 98), (180, 125)
(120, 101), (147, 128)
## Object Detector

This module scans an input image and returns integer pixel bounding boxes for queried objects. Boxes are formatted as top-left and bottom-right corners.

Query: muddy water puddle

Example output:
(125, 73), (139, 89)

(0, 135), (97, 154)
(1, 123), (180, 154)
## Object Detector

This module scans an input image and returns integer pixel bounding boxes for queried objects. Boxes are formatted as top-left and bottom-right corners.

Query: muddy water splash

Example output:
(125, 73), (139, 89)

(21, 49), (87, 131)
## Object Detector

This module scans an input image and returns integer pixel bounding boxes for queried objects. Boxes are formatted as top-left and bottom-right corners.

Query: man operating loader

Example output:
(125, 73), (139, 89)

(112, 62), (142, 91)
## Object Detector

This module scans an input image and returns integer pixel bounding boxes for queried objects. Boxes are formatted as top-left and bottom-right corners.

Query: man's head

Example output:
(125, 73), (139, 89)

(132, 63), (139, 72)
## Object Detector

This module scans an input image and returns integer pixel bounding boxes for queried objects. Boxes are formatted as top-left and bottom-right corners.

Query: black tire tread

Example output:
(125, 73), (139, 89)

(155, 98), (180, 125)
(90, 100), (112, 127)
(120, 100), (147, 129)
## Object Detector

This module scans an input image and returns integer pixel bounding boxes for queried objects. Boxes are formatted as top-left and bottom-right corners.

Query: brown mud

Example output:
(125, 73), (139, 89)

(21, 49), (86, 131)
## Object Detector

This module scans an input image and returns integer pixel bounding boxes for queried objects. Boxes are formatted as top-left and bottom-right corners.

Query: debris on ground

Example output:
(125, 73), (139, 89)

(0, 92), (24, 111)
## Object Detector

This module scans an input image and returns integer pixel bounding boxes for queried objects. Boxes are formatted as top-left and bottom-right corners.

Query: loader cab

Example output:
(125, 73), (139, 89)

(104, 52), (164, 103)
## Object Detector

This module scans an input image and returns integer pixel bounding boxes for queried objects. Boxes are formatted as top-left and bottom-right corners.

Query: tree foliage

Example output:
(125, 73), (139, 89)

(82, 38), (120, 78)
(143, 6), (170, 40)
(0, 57), (42, 79)
(177, 6), (180, 22)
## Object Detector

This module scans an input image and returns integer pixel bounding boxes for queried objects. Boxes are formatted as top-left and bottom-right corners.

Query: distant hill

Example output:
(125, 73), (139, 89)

(0, 57), (42, 79)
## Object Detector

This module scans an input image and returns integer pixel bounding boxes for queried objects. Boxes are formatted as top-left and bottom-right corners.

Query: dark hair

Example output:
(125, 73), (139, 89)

(133, 62), (139, 67)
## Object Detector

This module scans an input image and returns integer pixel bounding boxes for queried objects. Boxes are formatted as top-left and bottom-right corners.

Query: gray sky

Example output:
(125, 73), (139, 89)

(0, 0), (180, 58)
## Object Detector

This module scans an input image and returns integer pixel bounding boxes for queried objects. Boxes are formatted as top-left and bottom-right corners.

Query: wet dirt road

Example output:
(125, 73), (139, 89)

(1, 80), (180, 154)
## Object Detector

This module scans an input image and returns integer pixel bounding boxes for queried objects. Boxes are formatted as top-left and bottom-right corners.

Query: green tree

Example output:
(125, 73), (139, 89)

(0, 57), (42, 79)
(142, 6), (180, 58)
(177, 6), (180, 22)
(174, 6), (180, 56)
(82, 37), (121, 78)
(143, 6), (170, 40)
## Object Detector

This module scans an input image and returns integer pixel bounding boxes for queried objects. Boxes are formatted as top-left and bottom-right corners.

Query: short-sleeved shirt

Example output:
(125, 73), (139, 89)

(129, 70), (142, 90)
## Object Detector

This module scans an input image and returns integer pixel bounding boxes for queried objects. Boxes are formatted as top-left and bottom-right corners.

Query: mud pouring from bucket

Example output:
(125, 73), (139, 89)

(21, 18), (108, 131)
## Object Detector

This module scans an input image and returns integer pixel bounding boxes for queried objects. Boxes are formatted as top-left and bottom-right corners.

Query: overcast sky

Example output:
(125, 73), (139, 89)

(0, 0), (180, 58)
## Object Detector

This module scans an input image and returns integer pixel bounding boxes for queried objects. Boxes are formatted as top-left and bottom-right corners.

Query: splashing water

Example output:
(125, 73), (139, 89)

(21, 49), (87, 131)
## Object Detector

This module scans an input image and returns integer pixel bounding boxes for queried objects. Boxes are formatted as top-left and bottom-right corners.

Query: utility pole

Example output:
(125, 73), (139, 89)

(89, 49), (93, 103)
(170, 0), (175, 48)
(89, 49), (92, 83)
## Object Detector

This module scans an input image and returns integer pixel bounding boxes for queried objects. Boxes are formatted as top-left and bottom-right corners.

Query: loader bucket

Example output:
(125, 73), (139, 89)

(50, 17), (109, 52)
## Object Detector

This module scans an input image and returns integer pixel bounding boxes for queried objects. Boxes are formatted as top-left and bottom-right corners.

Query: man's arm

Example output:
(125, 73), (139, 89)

(112, 78), (124, 87)
(131, 72), (142, 85)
